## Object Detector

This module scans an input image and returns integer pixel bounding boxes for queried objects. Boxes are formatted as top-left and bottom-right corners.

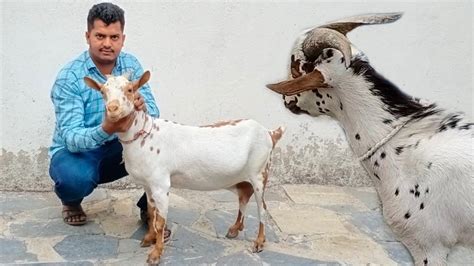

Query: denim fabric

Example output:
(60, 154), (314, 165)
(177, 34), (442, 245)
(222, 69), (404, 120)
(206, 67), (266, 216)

(49, 139), (146, 209)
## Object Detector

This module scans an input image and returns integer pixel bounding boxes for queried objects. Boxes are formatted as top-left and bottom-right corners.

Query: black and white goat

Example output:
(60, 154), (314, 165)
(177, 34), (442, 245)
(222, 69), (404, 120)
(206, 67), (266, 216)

(267, 12), (473, 265)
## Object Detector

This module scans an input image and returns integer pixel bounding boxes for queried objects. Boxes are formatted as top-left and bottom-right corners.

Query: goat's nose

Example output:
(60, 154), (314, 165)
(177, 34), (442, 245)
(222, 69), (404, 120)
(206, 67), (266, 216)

(107, 101), (119, 112)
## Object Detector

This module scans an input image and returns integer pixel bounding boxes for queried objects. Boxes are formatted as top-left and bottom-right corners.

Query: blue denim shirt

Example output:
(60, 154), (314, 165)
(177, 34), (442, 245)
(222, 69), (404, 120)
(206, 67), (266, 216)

(49, 50), (159, 157)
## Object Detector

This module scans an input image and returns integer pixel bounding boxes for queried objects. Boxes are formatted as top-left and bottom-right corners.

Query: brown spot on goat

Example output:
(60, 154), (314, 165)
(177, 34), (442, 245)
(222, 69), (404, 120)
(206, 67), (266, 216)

(290, 55), (303, 78)
(201, 119), (244, 128)
(269, 127), (285, 148)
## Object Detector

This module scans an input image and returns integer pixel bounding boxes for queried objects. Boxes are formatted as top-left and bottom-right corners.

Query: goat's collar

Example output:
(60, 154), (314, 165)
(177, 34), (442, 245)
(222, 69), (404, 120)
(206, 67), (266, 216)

(118, 111), (152, 145)
(358, 118), (411, 162)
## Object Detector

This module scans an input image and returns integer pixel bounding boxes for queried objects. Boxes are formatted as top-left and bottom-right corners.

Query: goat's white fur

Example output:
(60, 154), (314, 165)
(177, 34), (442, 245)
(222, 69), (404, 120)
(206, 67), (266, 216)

(84, 72), (284, 264)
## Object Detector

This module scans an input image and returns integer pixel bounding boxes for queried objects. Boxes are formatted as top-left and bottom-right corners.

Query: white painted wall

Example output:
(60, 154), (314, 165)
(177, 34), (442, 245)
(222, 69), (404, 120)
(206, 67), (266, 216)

(0, 0), (472, 190)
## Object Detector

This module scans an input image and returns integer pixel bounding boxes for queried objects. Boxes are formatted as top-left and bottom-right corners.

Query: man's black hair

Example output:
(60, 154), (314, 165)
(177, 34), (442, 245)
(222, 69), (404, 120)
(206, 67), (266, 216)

(87, 2), (125, 31)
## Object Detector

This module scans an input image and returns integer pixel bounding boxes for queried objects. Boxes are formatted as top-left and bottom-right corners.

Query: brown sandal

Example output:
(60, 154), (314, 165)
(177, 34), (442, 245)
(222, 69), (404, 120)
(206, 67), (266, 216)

(62, 205), (87, 226)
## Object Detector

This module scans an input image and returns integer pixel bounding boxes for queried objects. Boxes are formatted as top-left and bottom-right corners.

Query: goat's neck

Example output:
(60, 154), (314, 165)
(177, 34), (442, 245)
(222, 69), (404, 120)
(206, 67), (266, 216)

(116, 110), (152, 144)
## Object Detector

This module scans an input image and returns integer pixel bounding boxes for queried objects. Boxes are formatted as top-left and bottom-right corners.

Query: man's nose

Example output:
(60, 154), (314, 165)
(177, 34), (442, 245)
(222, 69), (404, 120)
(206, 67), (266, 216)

(103, 37), (111, 47)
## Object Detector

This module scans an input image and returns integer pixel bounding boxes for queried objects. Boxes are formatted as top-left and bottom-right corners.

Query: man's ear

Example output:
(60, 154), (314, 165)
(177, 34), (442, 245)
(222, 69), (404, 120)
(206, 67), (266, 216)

(132, 71), (151, 91)
(84, 76), (102, 91)
(85, 31), (90, 45)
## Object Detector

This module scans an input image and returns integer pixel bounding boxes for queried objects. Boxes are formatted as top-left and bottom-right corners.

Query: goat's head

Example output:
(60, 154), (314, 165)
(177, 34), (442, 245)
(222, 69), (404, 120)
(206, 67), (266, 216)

(267, 12), (402, 117)
(84, 71), (150, 122)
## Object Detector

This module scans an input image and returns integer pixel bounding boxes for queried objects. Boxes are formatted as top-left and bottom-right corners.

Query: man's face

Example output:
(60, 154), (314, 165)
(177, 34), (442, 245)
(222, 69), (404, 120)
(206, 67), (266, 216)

(86, 19), (125, 65)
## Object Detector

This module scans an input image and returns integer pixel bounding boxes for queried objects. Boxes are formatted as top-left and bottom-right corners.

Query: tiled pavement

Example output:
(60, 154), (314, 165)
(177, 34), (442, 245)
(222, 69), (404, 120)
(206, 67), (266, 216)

(1, 185), (473, 265)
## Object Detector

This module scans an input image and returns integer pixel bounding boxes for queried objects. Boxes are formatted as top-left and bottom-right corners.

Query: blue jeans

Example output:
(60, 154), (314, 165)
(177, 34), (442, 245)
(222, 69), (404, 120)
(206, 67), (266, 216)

(49, 139), (147, 209)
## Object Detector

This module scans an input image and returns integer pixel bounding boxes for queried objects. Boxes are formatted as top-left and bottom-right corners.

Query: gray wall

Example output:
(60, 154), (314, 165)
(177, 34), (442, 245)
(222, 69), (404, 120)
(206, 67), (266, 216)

(1, 0), (472, 191)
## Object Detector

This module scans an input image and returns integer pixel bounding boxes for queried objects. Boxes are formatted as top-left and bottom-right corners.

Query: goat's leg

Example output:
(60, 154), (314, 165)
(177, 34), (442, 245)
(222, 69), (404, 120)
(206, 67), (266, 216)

(146, 184), (170, 265)
(141, 188), (157, 247)
(250, 174), (267, 253)
(226, 181), (254, 239)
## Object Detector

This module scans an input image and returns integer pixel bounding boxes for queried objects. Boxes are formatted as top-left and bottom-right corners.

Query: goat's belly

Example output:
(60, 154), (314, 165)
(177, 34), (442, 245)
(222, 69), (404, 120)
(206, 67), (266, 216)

(170, 172), (243, 191)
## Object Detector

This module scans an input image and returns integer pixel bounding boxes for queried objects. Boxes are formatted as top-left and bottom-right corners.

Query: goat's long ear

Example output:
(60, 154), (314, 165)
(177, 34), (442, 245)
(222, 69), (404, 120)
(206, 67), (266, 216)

(132, 71), (151, 91)
(266, 70), (329, 96)
(84, 77), (102, 91)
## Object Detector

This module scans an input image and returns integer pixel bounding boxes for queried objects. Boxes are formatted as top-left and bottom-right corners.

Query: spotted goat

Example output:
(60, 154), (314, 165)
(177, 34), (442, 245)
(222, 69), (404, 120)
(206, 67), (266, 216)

(267, 12), (473, 265)
(84, 71), (284, 264)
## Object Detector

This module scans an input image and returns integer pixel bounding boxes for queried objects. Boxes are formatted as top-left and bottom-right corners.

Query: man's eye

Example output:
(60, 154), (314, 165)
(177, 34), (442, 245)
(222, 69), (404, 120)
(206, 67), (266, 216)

(96, 34), (104, 40)
(128, 89), (132, 93)
(111, 36), (119, 41)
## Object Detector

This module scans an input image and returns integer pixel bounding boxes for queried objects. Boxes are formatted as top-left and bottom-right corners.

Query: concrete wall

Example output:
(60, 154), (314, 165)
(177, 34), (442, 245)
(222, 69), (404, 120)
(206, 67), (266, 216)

(1, 0), (472, 191)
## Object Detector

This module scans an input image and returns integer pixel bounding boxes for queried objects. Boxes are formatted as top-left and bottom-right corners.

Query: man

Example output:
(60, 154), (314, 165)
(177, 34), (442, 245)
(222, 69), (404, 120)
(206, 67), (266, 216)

(49, 2), (169, 239)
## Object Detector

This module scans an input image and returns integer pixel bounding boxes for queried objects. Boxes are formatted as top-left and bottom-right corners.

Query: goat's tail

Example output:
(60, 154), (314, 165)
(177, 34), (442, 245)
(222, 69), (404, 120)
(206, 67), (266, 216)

(269, 126), (285, 148)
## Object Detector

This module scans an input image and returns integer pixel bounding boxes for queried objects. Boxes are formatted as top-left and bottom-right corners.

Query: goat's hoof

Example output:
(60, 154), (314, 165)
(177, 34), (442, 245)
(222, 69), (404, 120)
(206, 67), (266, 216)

(251, 241), (264, 253)
(226, 229), (239, 239)
(140, 239), (154, 247)
(146, 257), (160, 266)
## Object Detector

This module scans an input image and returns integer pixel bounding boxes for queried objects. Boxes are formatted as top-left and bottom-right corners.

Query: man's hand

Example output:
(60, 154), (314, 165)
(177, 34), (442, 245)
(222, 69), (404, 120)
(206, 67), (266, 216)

(134, 93), (147, 112)
(102, 111), (136, 135)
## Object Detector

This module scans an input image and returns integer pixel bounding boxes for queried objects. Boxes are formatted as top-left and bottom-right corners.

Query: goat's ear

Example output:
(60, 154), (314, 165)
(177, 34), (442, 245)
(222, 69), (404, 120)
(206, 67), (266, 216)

(266, 70), (329, 96)
(84, 77), (102, 91)
(132, 71), (151, 91)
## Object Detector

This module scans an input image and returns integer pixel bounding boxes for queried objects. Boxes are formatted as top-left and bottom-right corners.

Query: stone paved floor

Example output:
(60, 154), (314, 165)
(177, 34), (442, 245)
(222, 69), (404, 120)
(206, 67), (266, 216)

(1, 185), (473, 265)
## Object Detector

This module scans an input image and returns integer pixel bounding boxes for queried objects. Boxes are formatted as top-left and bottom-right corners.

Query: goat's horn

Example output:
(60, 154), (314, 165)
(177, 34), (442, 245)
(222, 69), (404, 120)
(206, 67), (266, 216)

(319, 12), (403, 36)
(302, 27), (352, 68)
(302, 12), (403, 68)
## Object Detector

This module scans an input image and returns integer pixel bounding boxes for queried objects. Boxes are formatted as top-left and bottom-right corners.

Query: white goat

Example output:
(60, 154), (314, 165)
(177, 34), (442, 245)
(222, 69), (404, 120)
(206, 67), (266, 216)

(267, 13), (473, 265)
(84, 71), (284, 264)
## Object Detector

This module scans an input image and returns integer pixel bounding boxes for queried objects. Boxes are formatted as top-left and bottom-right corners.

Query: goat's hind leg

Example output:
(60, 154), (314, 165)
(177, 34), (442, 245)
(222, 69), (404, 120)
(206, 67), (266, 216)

(226, 181), (254, 239)
(250, 171), (268, 253)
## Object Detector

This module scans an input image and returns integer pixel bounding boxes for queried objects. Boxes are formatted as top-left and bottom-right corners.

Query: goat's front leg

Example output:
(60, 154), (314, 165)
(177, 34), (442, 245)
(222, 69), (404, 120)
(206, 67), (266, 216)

(227, 181), (254, 238)
(147, 184), (170, 265)
(403, 237), (449, 266)
(141, 188), (156, 247)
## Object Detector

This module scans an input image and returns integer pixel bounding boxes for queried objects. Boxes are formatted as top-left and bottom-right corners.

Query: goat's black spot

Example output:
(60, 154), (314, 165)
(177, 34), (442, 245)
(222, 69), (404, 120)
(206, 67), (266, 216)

(296, 93), (301, 97)
(415, 140), (420, 148)
(316, 101), (320, 106)
(322, 100), (325, 104)
(410, 189), (415, 194)
(350, 57), (440, 119)
(339, 101), (343, 110)
(340, 57), (345, 64)
(424, 258), (428, 265)
(420, 203), (424, 210)
(374, 173), (380, 180)
(325, 49), (334, 58)
(395, 146), (404, 155)
(395, 188), (399, 196)
(302, 62), (315, 74)
(284, 98), (310, 115)
(383, 119), (392, 124)
(326, 60), (331, 63)
(326, 93), (332, 99)
(313, 89), (323, 98)
(415, 184), (419, 189)
(324, 108), (330, 112)
(427, 162), (432, 169)
(459, 123), (473, 130)
(374, 161), (379, 167)
(380, 152), (386, 159)
(404, 212), (411, 219)
(425, 188), (429, 194)
(355, 134), (360, 140)
(415, 191), (420, 197)
(439, 113), (463, 132)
